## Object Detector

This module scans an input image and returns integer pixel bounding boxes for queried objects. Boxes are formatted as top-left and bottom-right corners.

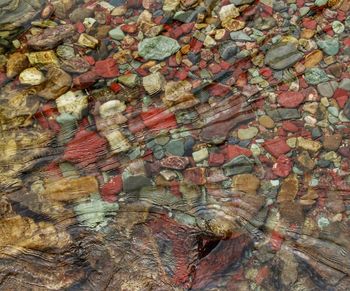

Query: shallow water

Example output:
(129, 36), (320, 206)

(0, 0), (350, 290)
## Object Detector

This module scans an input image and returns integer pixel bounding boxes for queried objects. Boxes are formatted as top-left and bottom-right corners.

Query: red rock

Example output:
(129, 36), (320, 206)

(256, 266), (269, 285)
(272, 155), (292, 177)
(75, 22), (85, 33)
(127, 0), (142, 8)
(278, 91), (304, 108)
(170, 27), (183, 39)
(301, 86), (319, 101)
(160, 156), (189, 170)
(219, 61), (231, 70)
(101, 175), (122, 202)
(208, 83), (231, 96)
(168, 55), (178, 67)
(184, 167), (206, 185)
(302, 18), (317, 29)
(270, 230), (284, 251)
(73, 70), (98, 89)
(282, 120), (300, 132)
(110, 82), (121, 93)
(64, 129), (107, 167)
(121, 24), (137, 34)
(84, 55), (95, 65)
(226, 145), (252, 160)
(208, 152), (225, 166)
(334, 88), (349, 108)
(95, 58), (119, 78)
(140, 108), (177, 131)
(263, 138), (290, 158)
(128, 116), (145, 133)
(259, 67), (272, 78)
(190, 38), (203, 53)
(344, 38), (350, 47)
(208, 63), (222, 74)
(175, 68), (189, 80)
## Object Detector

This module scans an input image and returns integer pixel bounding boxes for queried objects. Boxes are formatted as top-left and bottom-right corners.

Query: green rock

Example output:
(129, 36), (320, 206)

(108, 26), (125, 41)
(315, 0), (327, 6)
(118, 74), (139, 87)
(265, 41), (303, 70)
(123, 175), (153, 193)
(165, 139), (185, 156)
(317, 38), (339, 56)
(304, 68), (330, 85)
(230, 31), (253, 42)
(138, 36), (180, 60)
(74, 194), (119, 229)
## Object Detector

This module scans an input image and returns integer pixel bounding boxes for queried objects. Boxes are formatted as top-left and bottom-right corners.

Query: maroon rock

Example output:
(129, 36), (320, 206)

(208, 152), (225, 166)
(278, 91), (304, 108)
(95, 58), (119, 78)
(160, 156), (190, 170)
(184, 167), (206, 185)
(101, 175), (123, 202)
(225, 145), (252, 161)
(272, 155), (292, 177)
(263, 138), (291, 158)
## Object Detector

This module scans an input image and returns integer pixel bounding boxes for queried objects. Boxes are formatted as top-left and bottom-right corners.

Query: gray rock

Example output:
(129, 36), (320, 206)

(317, 38), (339, 56)
(339, 78), (350, 91)
(138, 36), (180, 60)
(343, 99), (350, 120)
(69, 7), (93, 23)
(317, 81), (338, 98)
(265, 41), (303, 70)
(165, 139), (185, 156)
(230, 0), (254, 5)
(230, 31), (253, 42)
(219, 41), (238, 60)
(123, 175), (153, 193)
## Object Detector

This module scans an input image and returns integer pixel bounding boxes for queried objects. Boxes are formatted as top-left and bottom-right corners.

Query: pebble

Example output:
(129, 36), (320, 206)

(138, 36), (180, 60)
(277, 91), (304, 108)
(277, 174), (299, 203)
(265, 41), (303, 70)
(231, 173), (260, 194)
(192, 147), (208, 163)
(108, 26), (125, 41)
(304, 68), (330, 85)
(19, 67), (45, 85)
(165, 139), (185, 156)
(317, 81), (337, 98)
(143, 72), (165, 95)
(237, 127), (259, 140)
(258, 115), (275, 128)
(317, 38), (340, 56)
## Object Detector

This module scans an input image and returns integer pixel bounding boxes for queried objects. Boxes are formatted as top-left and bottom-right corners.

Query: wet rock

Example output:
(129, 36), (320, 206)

(339, 78), (350, 91)
(27, 24), (75, 50)
(265, 41), (303, 70)
(184, 167), (206, 185)
(165, 139), (185, 156)
(118, 74), (139, 88)
(272, 155), (293, 177)
(263, 138), (291, 158)
(297, 150), (315, 171)
(27, 50), (59, 66)
(304, 50), (323, 68)
(160, 156), (189, 170)
(278, 91), (304, 108)
(223, 154), (253, 176)
(55, 90), (88, 118)
(6, 52), (28, 78)
(108, 26), (125, 41)
(277, 174), (299, 203)
(317, 38), (340, 56)
(138, 36), (180, 60)
(44, 176), (99, 201)
(143, 72), (165, 95)
(123, 175), (153, 192)
(304, 68), (330, 85)
(192, 147), (208, 163)
(163, 80), (198, 110)
(105, 130), (131, 153)
(237, 126), (259, 140)
(69, 7), (93, 23)
(60, 56), (91, 73)
(317, 81), (337, 98)
(258, 115), (275, 128)
(232, 173), (260, 194)
(297, 137), (322, 153)
(78, 33), (99, 48)
(323, 133), (342, 151)
(19, 67), (45, 85)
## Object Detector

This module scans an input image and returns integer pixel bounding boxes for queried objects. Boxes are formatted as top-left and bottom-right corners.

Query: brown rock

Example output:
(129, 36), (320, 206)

(297, 151), (315, 171)
(277, 174), (299, 203)
(6, 52), (29, 78)
(304, 50), (323, 68)
(323, 133), (342, 151)
(258, 115), (275, 129)
(231, 173), (260, 194)
(44, 176), (99, 201)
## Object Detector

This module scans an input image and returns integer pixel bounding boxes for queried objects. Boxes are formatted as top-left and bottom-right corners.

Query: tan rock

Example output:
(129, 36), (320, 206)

(56, 90), (88, 118)
(277, 174), (299, 203)
(219, 4), (240, 21)
(105, 129), (131, 153)
(163, 80), (198, 110)
(163, 0), (180, 12)
(259, 115), (275, 128)
(143, 72), (165, 95)
(77, 33), (99, 48)
(297, 137), (322, 153)
(44, 176), (98, 201)
(27, 50), (59, 66)
(304, 50), (323, 68)
(19, 67), (46, 85)
(222, 19), (245, 31)
(6, 52), (29, 78)
(232, 174), (260, 194)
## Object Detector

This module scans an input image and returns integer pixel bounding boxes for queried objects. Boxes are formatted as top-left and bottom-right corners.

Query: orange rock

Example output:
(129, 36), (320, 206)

(304, 50), (323, 68)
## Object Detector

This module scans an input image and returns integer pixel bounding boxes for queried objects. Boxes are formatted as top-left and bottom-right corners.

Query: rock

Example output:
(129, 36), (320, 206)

(118, 74), (139, 87)
(304, 68), (330, 85)
(27, 50), (59, 66)
(297, 151), (315, 170)
(163, 0), (180, 12)
(323, 133), (342, 151)
(99, 100), (126, 118)
(184, 167), (206, 185)
(223, 155), (253, 176)
(37, 66), (72, 100)
(230, 31), (253, 42)
(19, 67), (45, 85)
(339, 78), (350, 91)
(192, 147), (208, 162)
(78, 33), (99, 48)
(56, 90), (88, 119)
(69, 7), (93, 23)
(265, 41), (303, 70)
(27, 24), (75, 50)
(105, 130), (131, 153)
(317, 81), (337, 97)
(219, 41), (238, 60)
(231, 0), (255, 4)
(297, 137), (322, 153)
(231, 174), (260, 194)
(165, 139), (185, 156)
(163, 80), (198, 110)
(138, 36), (180, 60)
(277, 91), (304, 108)
(304, 50), (323, 68)
(277, 174), (299, 203)
(60, 56), (91, 73)
(108, 26), (125, 41)
(143, 72), (165, 95)
(95, 58), (119, 78)
(160, 156), (189, 170)
(263, 138), (291, 158)
(317, 38), (340, 56)
(123, 175), (153, 192)
(6, 52), (28, 78)
(44, 176), (99, 201)
(272, 155), (292, 177)
(258, 115), (275, 128)
(219, 4), (240, 21)
(56, 45), (75, 59)
(237, 126), (259, 140)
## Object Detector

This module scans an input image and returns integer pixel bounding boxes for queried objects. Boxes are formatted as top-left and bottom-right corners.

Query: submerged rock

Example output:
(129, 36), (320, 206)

(265, 41), (303, 70)
(138, 36), (180, 60)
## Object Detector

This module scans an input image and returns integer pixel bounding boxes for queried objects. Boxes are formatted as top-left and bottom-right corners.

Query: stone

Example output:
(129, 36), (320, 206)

(108, 26), (125, 41)
(272, 155), (293, 177)
(219, 4), (240, 21)
(278, 91), (304, 108)
(105, 130), (131, 153)
(163, 80), (198, 110)
(78, 33), (99, 48)
(6, 52), (29, 78)
(44, 176), (99, 201)
(263, 138), (291, 158)
(27, 24), (75, 50)
(297, 151), (315, 170)
(163, 0), (180, 12)
(165, 139), (185, 156)
(160, 156), (189, 170)
(231, 174), (260, 194)
(143, 72), (165, 95)
(118, 74), (139, 88)
(304, 50), (323, 68)
(138, 36), (180, 61)
(317, 81), (337, 97)
(323, 133), (342, 151)
(95, 58), (119, 78)
(339, 78), (350, 91)
(69, 7), (93, 23)
(277, 174), (299, 203)
(192, 147), (208, 162)
(19, 67), (45, 85)
(265, 41), (303, 70)
(27, 50), (59, 66)
(37, 66), (72, 100)
(184, 167), (206, 185)
(219, 42), (238, 60)
(317, 38), (340, 56)
(56, 90), (88, 119)
(230, 31), (253, 42)
(123, 175), (153, 193)
(60, 56), (91, 73)
(99, 100), (126, 119)
(223, 155), (253, 176)
(237, 127), (259, 140)
(304, 68), (330, 85)
(231, 0), (254, 4)
(297, 137), (322, 153)
(258, 115), (275, 128)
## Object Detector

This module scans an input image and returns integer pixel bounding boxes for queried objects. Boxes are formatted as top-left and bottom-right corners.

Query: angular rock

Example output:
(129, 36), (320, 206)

(138, 36), (180, 60)
(56, 90), (88, 118)
(277, 174), (299, 203)
(231, 173), (260, 194)
(6, 52), (29, 78)
(265, 41), (303, 70)
(19, 67), (45, 85)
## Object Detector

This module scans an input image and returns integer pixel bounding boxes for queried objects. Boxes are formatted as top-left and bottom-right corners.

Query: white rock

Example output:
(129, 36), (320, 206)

(56, 90), (88, 119)
(142, 72), (165, 95)
(99, 100), (126, 119)
(192, 148), (209, 163)
(19, 67), (45, 85)
(105, 130), (131, 153)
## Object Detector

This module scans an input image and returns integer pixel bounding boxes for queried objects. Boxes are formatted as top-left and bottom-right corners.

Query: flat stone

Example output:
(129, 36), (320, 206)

(230, 31), (253, 42)
(118, 74), (139, 87)
(278, 91), (304, 108)
(6, 52), (29, 78)
(304, 50), (323, 68)
(138, 36), (180, 60)
(56, 90), (88, 119)
(223, 155), (253, 176)
(69, 7), (93, 23)
(19, 67), (45, 85)
(304, 68), (330, 85)
(317, 81), (337, 97)
(297, 137), (322, 153)
(108, 26), (125, 40)
(237, 127), (259, 140)
(231, 0), (255, 5)
(192, 147), (208, 162)
(219, 41), (238, 60)
(258, 115), (275, 128)
(339, 78), (350, 91)
(323, 133), (342, 151)
(105, 130), (131, 153)
(265, 41), (303, 70)
(231, 173), (260, 194)
(165, 139), (185, 156)
(123, 175), (153, 193)
(277, 174), (299, 203)
(143, 72), (165, 95)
